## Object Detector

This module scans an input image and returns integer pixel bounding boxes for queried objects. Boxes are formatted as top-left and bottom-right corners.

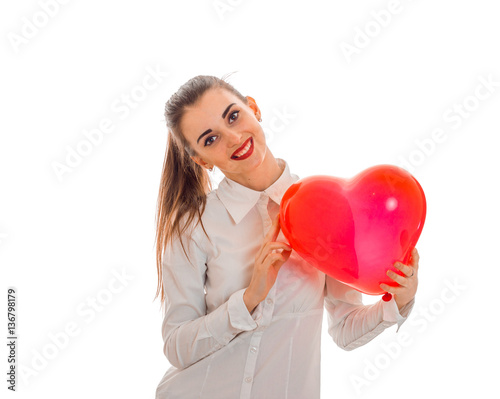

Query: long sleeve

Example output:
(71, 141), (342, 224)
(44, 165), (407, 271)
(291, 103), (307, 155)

(161, 225), (260, 369)
(324, 275), (415, 351)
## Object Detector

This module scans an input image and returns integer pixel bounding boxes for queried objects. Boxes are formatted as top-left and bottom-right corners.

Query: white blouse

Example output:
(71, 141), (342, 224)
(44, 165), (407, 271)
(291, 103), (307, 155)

(155, 158), (415, 399)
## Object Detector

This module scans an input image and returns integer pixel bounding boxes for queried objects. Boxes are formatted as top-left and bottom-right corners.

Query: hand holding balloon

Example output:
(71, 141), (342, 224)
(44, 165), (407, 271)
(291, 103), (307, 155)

(381, 247), (420, 310)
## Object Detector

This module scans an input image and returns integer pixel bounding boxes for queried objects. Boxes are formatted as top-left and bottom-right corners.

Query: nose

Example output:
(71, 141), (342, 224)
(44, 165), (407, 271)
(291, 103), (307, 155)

(225, 129), (243, 148)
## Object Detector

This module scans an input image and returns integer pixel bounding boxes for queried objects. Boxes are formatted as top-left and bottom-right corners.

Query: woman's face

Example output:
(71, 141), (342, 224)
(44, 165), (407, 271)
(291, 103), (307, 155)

(180, 88), (267, 180)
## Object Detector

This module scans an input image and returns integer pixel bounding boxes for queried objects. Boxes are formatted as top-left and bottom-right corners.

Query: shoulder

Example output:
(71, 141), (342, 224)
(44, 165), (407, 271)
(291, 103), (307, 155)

(178, 189), (226, 245)
(196, 185), (228, 219)
(205, 189), (226, 214)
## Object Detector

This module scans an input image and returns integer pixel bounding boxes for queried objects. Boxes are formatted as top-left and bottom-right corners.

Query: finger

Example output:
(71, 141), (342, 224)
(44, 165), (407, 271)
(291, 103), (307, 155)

(275, 250), (292, 272)
(281, 249), (292, 263)
(256, 242), (291, 264)
(394, 261), (415, 278)
(273, 256), (288, 273)
(265, 215), (281, 242)
(271, 214), (281, 241)
(258, 220), (280, 259)
(265, 252), (289, 270)
(264, 241), (292, 254)
(380, 283), (401, 295)
(386, 269), (408, 287)
(410, 247), (420, 270)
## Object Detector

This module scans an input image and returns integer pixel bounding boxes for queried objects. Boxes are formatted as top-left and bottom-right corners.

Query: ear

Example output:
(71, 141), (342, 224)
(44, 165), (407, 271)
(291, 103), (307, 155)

(245, 96), (261, 121)
(190, 155), (212, 170)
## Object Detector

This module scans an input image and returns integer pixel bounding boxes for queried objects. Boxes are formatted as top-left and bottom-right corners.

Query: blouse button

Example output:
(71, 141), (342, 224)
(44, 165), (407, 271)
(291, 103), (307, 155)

(266, 298), (273, 305)
(250, 346), (257, 354)
(245, 377), (252, 383)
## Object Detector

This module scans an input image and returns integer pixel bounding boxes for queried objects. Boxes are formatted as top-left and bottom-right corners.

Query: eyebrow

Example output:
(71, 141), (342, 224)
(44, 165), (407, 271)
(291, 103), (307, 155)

(196, 103), (236, 144)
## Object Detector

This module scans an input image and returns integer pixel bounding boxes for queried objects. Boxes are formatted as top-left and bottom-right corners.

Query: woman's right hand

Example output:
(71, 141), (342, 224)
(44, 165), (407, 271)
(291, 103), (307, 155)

(243, 213), (292, 313)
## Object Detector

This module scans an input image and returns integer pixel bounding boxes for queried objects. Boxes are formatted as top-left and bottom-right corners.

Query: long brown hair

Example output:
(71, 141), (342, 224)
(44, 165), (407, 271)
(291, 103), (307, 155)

(154, 73), (249, 308)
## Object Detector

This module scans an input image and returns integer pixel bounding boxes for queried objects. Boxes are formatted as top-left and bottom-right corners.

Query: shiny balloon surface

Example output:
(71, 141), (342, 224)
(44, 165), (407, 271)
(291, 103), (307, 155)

(279, 165), (426, 295)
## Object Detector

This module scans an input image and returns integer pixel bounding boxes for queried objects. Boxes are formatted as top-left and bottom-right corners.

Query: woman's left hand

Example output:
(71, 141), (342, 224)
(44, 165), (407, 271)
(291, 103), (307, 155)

(380, 247), (420, 311)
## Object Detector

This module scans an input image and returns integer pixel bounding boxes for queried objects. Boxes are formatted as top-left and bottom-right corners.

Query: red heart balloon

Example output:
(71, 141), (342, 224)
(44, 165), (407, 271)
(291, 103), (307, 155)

(279, 165), (426, 295)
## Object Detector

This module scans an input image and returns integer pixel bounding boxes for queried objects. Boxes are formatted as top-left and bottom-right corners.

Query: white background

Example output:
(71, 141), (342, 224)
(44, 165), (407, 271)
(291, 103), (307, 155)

(2, 0), (499, 398)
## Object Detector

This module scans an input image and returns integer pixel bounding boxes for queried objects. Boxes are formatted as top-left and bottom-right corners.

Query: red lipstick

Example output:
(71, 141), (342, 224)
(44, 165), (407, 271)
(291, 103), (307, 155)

(231, 137), (254, 160)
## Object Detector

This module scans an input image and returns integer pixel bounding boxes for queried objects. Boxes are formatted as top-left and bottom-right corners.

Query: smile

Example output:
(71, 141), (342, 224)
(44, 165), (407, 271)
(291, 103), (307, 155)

(231, 137), (254, 160)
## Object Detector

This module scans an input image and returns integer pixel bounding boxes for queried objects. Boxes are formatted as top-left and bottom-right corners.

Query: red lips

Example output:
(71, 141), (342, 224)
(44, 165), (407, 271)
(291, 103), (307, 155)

(231, 137), (254, 160)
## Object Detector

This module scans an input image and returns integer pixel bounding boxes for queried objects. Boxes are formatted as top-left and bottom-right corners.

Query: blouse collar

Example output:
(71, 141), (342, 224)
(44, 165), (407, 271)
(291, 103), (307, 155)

(215, 158), (299, 225)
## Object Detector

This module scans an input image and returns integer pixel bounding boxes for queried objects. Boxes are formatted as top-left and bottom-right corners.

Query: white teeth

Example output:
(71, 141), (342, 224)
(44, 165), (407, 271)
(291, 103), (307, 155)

(234, 139), (252, 157)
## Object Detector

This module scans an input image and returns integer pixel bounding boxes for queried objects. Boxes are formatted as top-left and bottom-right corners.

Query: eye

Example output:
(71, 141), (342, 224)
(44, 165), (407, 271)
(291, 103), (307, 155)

(228, 110), (239, 123)
(204, 135), (217, 147)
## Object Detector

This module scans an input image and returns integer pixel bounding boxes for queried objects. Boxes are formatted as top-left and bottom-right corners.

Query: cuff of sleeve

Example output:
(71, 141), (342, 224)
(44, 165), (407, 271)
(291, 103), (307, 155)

(382, 296), (414, 332)
(205, 289), (259, 347)
(227, 288), (260, 331)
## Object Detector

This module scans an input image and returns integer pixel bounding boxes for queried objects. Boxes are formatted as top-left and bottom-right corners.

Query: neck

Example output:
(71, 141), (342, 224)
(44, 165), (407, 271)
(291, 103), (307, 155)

(225, 147), (284, 192)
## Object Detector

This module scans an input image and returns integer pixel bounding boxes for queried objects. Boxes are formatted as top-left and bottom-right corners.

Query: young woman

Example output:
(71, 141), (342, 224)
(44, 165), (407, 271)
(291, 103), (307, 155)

(154, 75), (419, 398)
